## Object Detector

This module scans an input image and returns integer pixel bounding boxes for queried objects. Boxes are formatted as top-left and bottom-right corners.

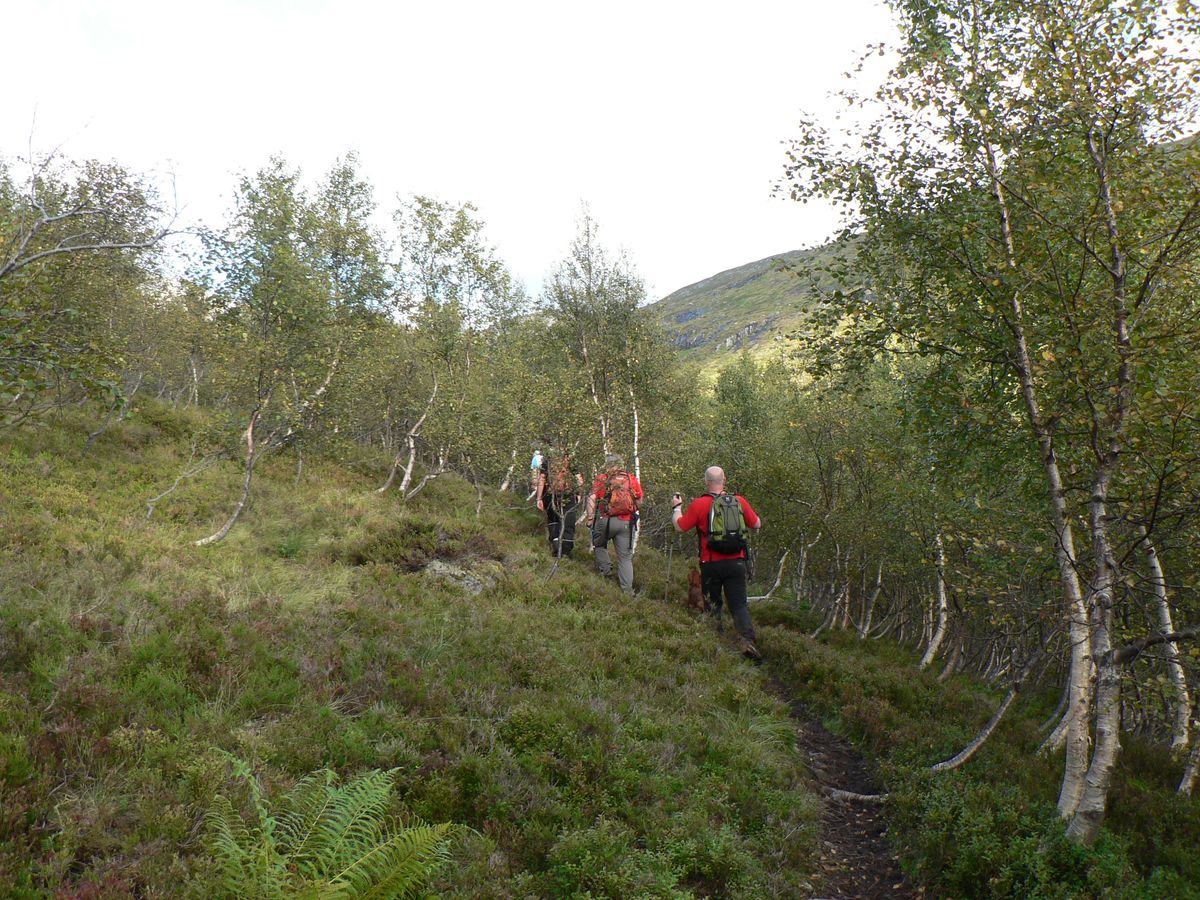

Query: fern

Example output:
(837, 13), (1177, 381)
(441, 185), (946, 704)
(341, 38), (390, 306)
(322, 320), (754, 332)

(203, 758), (467, 899)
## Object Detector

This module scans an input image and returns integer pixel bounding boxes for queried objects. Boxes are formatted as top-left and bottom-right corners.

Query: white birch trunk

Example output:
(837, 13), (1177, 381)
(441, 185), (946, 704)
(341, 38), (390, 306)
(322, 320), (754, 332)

(1180, 711), (1200, 795)
(377, 373), (438, 494)
(498, 447), (518, 492)
(1064, 127), (1138, 845)
(931, 645), (1046, 772)
(195, 406), (267, 547)
(938, 636), (963, 683)
(920, 532), (949, 669)
(748, 550), (790, 602)
(858, 559), (883, 639)
(981, 136), (1094, 820)
(1139, 526), (1191, 751)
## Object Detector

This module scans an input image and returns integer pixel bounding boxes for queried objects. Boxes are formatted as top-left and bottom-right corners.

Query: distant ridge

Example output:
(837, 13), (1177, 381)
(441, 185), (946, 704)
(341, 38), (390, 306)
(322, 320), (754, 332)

(649, 242), (843, 360)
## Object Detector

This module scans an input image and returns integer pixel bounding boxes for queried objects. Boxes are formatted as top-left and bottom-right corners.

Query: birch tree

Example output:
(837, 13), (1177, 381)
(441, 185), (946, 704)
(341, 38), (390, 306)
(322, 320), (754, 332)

(195, 158), (354, 544)
(0, 155), (167, 424)
(783, 0), (1200, 843)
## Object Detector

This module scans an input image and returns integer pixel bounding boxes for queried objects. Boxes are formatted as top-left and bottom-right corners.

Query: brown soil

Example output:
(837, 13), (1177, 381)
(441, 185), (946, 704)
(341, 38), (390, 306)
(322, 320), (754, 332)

(770, 677), (923, 899)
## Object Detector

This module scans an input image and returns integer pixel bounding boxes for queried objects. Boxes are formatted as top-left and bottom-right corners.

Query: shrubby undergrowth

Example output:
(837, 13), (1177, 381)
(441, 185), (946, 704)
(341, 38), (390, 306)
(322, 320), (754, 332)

(756, 604), (1200, 899)
(0, 404), (818, 897)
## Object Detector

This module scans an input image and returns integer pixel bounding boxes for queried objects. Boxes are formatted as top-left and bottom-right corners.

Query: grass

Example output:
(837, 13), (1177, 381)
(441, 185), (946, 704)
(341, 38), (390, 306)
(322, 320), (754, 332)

(0, 403), (821, 897)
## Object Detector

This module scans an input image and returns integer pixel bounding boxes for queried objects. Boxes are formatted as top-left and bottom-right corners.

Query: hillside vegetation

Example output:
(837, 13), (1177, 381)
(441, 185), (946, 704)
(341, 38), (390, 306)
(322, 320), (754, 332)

(3, 405), (1198, 897)
(0, 404), (820, 897)
(6, 3), (1200, 894)
(648, 242), (848, 366)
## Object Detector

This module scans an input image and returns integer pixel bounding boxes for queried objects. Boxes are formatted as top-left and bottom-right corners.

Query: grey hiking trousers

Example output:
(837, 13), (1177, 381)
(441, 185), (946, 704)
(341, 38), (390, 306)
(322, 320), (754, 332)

(593, 516), (634, 594)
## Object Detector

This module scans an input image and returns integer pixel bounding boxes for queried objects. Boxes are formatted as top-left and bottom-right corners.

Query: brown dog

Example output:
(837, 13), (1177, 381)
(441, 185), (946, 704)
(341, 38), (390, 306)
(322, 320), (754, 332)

(685, 568), (706, 611)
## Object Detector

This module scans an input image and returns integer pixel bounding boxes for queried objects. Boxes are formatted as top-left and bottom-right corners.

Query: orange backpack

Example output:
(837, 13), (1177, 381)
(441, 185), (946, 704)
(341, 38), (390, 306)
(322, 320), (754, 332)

(602, 472), (637, 517)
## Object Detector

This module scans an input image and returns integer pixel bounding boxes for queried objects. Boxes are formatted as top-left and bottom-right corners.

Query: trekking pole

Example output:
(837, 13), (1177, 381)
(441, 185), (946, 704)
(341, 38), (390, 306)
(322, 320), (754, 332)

(663, 535), (674, 604)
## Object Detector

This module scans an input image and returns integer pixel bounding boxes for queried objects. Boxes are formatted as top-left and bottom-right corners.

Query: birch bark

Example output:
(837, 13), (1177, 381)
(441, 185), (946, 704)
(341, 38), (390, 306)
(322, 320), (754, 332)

(920, 533), (949, 669)
(1138, 526), (1191, 752)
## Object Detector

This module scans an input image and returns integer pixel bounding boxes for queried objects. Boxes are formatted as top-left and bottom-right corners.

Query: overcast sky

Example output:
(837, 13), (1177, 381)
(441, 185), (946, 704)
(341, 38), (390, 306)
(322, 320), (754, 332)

(5, 0), (897, 300)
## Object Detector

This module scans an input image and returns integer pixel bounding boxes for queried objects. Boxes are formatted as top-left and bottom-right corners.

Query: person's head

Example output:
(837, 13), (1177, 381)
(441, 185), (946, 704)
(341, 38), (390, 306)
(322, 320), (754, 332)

(604, 453), (625, 472)
(704, 466), (726, 492)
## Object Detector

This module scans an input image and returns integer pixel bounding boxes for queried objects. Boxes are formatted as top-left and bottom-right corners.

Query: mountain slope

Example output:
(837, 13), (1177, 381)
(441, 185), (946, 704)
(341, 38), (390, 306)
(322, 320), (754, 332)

(650, 241), (849, 362)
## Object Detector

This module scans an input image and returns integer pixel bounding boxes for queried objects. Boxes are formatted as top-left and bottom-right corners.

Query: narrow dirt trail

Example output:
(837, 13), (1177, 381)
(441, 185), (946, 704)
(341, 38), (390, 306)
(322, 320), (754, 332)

(768, 676), (922, 899)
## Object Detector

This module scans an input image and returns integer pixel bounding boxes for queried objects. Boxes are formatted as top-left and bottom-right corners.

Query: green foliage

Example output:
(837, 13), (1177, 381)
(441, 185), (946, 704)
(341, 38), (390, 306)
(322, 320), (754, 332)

(203, 758), (464, 899)
(0, 155), (164, 422)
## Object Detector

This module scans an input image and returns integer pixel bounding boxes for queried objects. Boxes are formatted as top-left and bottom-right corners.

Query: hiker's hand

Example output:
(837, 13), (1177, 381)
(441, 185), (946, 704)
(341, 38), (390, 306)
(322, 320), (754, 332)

(672, 492), (683, 509)
(537, 498), (544, 511)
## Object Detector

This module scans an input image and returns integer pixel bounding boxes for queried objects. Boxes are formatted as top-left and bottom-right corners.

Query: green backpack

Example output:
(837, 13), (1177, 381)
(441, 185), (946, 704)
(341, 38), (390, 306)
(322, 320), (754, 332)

(706, 493), (749, 554)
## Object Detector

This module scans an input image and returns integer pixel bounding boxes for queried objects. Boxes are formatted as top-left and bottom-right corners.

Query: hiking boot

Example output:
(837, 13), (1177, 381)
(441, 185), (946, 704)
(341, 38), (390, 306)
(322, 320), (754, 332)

(740, 640), (764, 663)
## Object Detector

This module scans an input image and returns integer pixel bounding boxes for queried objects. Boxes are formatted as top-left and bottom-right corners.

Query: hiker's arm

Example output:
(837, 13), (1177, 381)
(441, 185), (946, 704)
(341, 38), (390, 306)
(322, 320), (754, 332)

(672, 493), (691, 533)
(740, 497), (762, 530)
(536, 471), (546, 510)
(585, 491), (596, 524)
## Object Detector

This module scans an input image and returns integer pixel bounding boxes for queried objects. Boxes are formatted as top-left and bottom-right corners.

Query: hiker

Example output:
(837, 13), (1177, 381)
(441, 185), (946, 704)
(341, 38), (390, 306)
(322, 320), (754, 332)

(586, 453), (644, 594)
(528, 447), (544, 502)
(672, 466), (763, 660)
(537, 444), (583, 558)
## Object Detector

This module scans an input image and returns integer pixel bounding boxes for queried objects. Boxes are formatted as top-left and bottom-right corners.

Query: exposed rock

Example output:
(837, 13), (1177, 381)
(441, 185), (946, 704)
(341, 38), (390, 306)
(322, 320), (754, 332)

(423, 559), (492, 596)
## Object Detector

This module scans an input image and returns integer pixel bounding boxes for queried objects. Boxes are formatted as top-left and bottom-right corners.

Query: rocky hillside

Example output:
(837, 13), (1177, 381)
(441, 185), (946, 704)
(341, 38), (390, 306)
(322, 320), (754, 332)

(650, 241), (848, 363)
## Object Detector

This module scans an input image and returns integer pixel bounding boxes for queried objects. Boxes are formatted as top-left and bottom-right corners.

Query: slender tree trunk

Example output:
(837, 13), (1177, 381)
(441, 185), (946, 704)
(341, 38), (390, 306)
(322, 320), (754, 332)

(837, 548), (851, 629)
(749, 550), (790, 602)
(1064, 127), (1139, 846)
(920, 532), (949, 669)
(629, 395), (641, 482)
(858, 559), (883, 639)
(1180, 708), (1200, 795)
(498, 447), (518, 492)
(580, 340), (610, 455)
(938, 634), (963, 683)
(1138, 526), (1191, 752)
(1040, 679), (1071, 734)
(189, 354), (200, 406)
(1041, 707), (1071, 756)
(931, 644), (1048, 773)
(196, 405), (269, 547)
(378, 373), (438, 494)
(982, 137), (1093, 820)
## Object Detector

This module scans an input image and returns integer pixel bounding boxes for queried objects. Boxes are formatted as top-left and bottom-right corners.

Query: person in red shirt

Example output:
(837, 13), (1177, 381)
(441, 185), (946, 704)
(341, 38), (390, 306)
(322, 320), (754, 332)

(586, 453), (644, 595)
(672, 465), (763, 660)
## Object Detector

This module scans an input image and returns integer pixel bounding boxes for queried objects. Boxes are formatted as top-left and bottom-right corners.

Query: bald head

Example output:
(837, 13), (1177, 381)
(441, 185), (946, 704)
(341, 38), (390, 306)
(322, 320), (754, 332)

(704, 466), (726, 491)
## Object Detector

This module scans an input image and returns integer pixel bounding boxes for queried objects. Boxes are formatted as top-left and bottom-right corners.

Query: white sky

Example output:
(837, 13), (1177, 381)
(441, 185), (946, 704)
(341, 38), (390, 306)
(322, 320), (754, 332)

(4, 0), (897, 300)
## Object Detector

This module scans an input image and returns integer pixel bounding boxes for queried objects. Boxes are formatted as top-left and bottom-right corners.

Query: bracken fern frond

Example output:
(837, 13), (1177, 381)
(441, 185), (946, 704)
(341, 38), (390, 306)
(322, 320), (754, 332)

(202, 758), (466, 899)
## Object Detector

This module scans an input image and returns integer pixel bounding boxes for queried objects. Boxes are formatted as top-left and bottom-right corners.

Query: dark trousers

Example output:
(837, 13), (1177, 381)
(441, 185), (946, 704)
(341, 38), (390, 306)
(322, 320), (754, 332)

(545, 492), (578, 557)
(701, 558), (756, 643)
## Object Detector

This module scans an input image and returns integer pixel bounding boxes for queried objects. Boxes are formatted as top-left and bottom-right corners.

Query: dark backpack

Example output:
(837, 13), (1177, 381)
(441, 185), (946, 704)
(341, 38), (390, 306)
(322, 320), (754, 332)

(706, 493), (749, 554)
(547, 454), (575, 493)
(601, 472), (637, 517)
